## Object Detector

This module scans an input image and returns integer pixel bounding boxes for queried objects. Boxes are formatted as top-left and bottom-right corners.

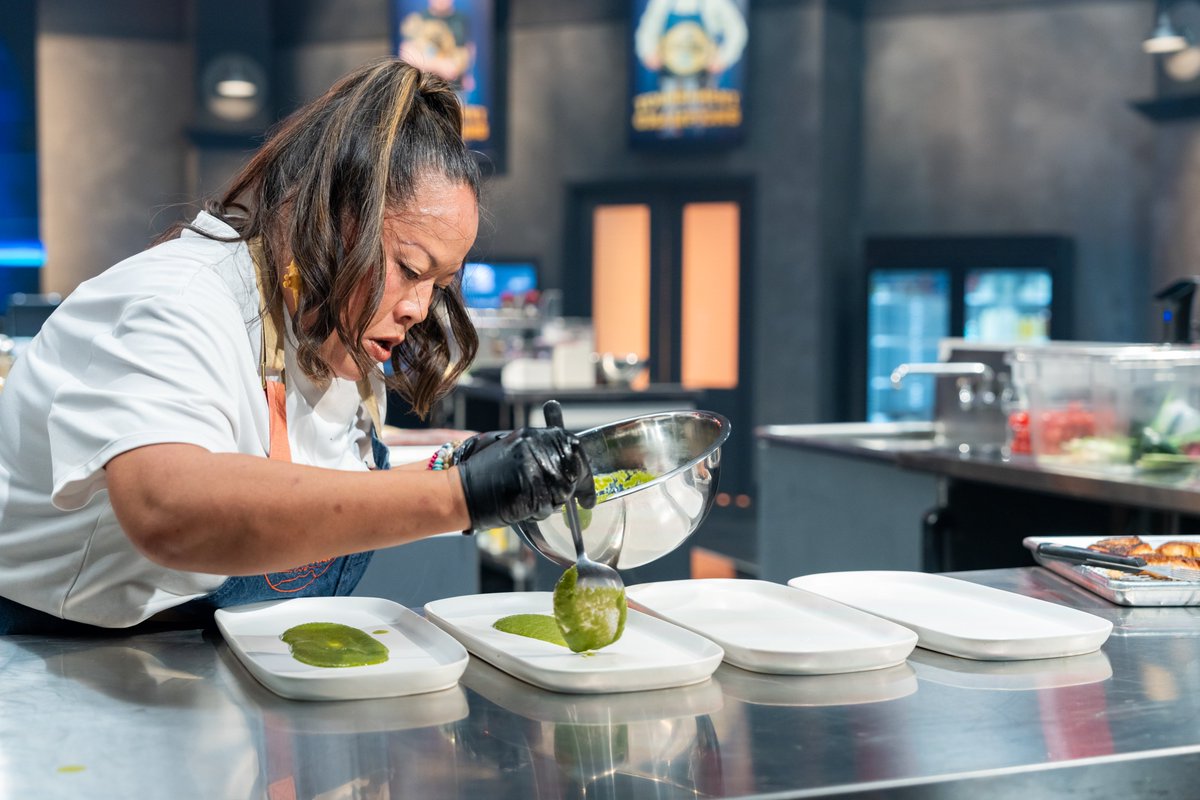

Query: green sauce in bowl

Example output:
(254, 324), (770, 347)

(567, 469), (656, 529)
(594, 469), (656, 499)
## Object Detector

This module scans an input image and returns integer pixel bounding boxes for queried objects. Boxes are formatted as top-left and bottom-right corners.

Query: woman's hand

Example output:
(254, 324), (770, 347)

(455, 428), (596, 532)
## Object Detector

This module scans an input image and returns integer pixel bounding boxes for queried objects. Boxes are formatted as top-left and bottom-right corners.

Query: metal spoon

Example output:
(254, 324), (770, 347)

(542, 400), (626, 652)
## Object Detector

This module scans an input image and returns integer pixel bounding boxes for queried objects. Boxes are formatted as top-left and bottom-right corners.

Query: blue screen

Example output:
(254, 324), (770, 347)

(1, 5), (40, 244)
(462, 261), (537, 309)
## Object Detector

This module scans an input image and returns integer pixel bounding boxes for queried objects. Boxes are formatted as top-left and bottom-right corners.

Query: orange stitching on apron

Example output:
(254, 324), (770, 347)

(263, 559), (335, 593)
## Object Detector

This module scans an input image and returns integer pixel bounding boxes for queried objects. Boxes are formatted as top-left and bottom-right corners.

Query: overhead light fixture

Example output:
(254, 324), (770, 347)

(215, 77), (258, 99)
(1144, 3), (1191, 54)
(202, 53), (267, 123)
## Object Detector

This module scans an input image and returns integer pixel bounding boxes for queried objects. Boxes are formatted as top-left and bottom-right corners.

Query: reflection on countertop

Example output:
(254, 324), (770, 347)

(9, 569), (1200, 797)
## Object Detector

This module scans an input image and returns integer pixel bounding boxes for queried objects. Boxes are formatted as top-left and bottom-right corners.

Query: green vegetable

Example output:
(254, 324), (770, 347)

(1135, 396), (1200, 461)
(1149, 397), (1200, 440)
(1062, 436), (1134, 464)
(1135, 453), (1200, 472)
(1136, 425), (1179, 458)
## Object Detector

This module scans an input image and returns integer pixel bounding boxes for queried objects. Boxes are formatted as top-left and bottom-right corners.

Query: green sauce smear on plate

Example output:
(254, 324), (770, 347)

(280, 622), (389, 668)
(493, 613), (569, 647)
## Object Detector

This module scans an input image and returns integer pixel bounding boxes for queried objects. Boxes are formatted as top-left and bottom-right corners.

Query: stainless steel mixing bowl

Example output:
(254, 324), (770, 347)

(514, 410), (731, 570)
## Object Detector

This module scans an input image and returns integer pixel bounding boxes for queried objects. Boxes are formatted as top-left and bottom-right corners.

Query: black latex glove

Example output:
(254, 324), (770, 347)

(451, 431), (510, 465)
(456, 427), (596, 532)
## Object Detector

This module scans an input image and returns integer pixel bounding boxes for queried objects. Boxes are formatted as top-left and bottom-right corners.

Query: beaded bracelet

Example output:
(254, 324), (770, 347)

(427, 440), (462, 471)
(427, 441), (453, 471)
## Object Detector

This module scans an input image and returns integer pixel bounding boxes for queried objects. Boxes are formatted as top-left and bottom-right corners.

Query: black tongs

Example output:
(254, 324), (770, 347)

(1036, 543), (1200, 583)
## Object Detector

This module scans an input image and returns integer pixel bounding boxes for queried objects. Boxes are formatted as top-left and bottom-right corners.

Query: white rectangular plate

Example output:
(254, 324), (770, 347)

(423, 592), (725, 694)
(215, 596), (468, 701)
(788, 571), (1113, 661)
(1024, 535), (1200, 607)
(627, 579), (918, 674)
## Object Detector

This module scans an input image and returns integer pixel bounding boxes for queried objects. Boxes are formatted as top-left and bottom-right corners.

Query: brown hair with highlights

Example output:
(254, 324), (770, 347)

(170, 58), (479, 418)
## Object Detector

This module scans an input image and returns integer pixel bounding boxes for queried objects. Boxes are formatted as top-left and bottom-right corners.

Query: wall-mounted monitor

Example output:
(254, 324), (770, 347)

(0, 1), (39, 244)
(462, 260), (538, 309)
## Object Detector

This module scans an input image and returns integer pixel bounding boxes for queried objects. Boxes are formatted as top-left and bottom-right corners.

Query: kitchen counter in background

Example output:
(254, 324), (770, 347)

(448, 379), (703, 431)
(9, 568), (1200, 799)
(757, 423), (1200, 583)
(758, 422), (1200, 515)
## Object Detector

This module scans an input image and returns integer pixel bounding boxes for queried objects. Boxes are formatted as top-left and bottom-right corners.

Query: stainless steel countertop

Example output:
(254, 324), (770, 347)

(9, 568), (1200, 798)
(757, 423), (1200, 515)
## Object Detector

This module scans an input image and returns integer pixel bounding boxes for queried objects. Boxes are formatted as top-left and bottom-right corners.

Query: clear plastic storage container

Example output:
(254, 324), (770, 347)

(1009, 344), (1200, 470)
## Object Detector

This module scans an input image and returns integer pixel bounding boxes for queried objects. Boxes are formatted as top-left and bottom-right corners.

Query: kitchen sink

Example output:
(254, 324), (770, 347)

(757, 421), (1009, 457)
(758, 422), (944, 453)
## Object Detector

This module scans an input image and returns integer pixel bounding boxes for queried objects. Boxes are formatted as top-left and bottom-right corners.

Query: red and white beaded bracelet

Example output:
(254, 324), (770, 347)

(427, 440), (462, 471)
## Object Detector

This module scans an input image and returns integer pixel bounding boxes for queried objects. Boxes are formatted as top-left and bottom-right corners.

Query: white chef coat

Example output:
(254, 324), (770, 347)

(0, 212), (384, 627)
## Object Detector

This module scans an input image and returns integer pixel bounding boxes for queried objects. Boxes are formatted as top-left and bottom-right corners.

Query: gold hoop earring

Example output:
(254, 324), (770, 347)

(282, 260), (303, 305)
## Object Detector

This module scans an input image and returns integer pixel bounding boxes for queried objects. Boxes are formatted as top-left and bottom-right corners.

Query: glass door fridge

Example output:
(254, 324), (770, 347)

(863, 236), (1073, 422)
(867, 269), (950, 422)
(963, 268), (1053, 344)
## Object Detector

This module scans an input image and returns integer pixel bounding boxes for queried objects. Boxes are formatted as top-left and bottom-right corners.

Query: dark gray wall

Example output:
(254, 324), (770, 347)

(1154, 120), (1200, 300)
(37, 0), (191, 294)
(862, 0), (1156, 345)
(819, 2), (867, 418)
(35, 0), (1172, 440)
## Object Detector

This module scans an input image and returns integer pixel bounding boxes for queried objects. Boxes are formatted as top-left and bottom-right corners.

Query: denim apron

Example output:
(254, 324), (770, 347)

(0, 250), (387, 635)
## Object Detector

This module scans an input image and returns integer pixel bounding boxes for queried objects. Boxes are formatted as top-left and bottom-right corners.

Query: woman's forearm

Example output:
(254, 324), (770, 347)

(105, 443), (470, 575)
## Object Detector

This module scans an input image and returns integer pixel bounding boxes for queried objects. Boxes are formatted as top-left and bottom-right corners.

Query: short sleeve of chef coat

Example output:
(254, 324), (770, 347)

(46, 274), (256, 510)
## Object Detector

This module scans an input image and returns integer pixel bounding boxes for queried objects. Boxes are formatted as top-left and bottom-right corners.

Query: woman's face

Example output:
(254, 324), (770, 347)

(322, 178), (479, 381)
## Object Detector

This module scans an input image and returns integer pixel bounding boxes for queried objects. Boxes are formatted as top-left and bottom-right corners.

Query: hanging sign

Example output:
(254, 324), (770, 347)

(629, 0), (749, 147)
(393, 0), (501, 164)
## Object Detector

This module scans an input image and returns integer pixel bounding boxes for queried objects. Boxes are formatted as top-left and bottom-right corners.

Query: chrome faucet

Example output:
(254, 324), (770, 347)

(890, 358), (1011, 456)
(890, 362), (998, 412)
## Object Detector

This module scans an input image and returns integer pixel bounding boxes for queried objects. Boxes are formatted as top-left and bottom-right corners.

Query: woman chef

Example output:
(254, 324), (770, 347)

(0, 58), (594, 634)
